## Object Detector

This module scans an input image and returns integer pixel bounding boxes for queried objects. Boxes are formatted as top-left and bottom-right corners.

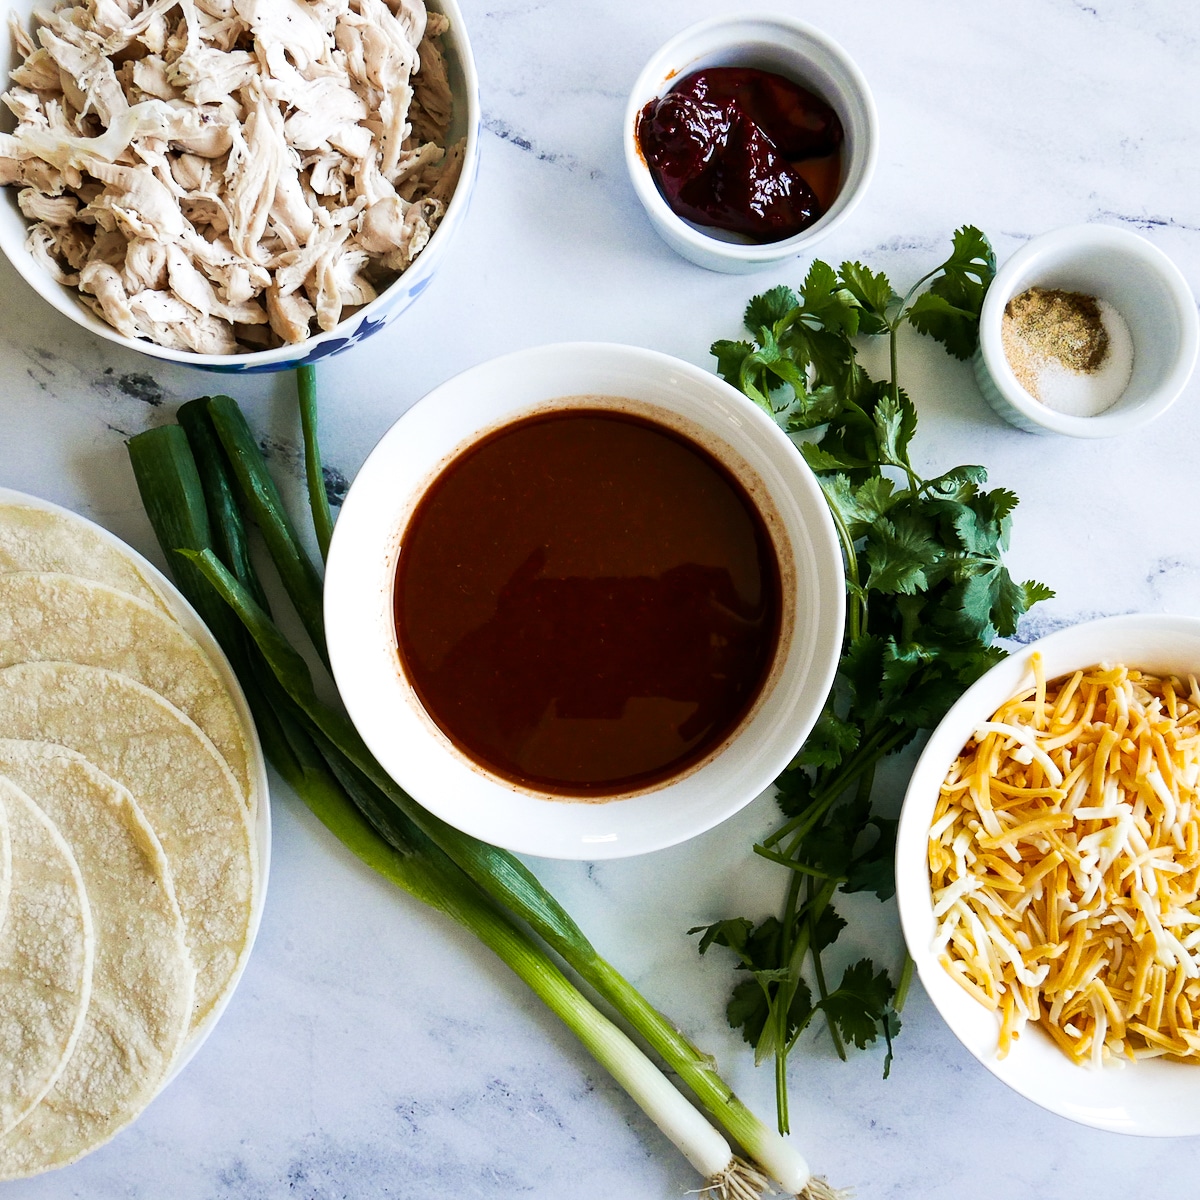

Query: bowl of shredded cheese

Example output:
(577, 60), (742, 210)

(895, 612), (1200, 1134)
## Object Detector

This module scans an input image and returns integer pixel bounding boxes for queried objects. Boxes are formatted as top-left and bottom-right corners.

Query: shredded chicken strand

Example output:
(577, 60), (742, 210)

(2, 0), (462, 353)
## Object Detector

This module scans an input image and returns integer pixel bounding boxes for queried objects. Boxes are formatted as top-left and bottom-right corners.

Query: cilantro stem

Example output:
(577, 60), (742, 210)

(823, 498), (863, 641)
(771, 870), (840, 1133)
(752, 844), (845, 880)
(896, 266), (939, 319)
(774, 867), (803, 1135)
(762, 793), (835, 852)
(889, 321), (900, 405)
(762, 725), (903, 852)
(893, 953), (915, 1014)
(805, 877), (845, 1061)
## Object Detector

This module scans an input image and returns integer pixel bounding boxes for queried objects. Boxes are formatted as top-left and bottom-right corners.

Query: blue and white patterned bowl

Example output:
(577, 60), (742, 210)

(0, 0), (479, 374)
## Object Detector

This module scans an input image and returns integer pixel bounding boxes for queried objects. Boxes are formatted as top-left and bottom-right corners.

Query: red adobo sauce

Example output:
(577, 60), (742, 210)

(636, 67), (843, 242)
(393, 410), (782, 798)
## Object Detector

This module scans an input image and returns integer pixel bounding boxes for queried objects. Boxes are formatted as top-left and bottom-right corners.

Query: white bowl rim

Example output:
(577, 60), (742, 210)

(896, 611), (1200, 1135)
(324, 340), (846, 860)
(0, 484), (271, 1084)
(0, 0), (479, 371)
(977, 223), (1200, 438)
(622, 11), (878, 265)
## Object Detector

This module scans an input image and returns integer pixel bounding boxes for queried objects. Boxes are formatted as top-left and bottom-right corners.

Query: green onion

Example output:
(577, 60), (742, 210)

(127, 393), (844, 1200)
(261, 682), (740, 1185)
(177, 398), (271, 613)
(205, 395), (327, 662)
(296, 366), (334, 562)
(127, 424), (242, 656)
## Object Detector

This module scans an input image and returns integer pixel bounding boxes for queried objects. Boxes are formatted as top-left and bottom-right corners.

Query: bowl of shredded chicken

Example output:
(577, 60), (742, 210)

(895, 613), (1200, 1135)
(0, 0), (477, 367)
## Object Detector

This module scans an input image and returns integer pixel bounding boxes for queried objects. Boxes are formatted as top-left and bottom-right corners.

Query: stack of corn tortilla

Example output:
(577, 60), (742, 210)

(0, 502), (261, 1178)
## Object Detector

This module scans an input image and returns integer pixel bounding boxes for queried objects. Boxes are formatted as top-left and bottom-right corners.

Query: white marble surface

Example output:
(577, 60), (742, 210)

(2, 0), (1199, 1196)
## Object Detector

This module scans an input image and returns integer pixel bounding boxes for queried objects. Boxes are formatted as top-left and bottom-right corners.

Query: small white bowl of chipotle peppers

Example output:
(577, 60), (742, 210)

(325, 342), (845, 859)
(624, 13), (878, 274)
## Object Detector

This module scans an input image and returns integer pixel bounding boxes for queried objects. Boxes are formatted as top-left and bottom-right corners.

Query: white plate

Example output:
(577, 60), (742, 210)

(325, 342), (844, 860)
(0, 485), (271, 1082)
(895, 612), (1200, 1135)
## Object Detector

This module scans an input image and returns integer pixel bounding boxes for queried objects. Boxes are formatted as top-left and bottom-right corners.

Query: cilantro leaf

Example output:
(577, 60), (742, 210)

(691, 917), (755, 962)
(925, 464), (987, 502)
(882, 1007), (901, 1079)
(855, 476), (898, 522)
(843, 818), (898, 901)
(804, 441), (867, 476)
(905, 225), (996, 358)
(1024, 579), (1056, 607)
(711, 339), (756, 387)
(793, 705), (860, 770)
(819, 960), (895, 1051)
(872, 391), (918, 468)
(799, 260), (860, 337)
(777, 384), (843, 432)
(810, 906), (847, 952)
(838, 260), (895, 333)
(947, 501), (1002, 557)
(905, 292), (981, 360)
(727, 978), (773, 1049)
(864, 514), (943, 595)
(744, 286), (799, 332)
(774, 765), (815, 817)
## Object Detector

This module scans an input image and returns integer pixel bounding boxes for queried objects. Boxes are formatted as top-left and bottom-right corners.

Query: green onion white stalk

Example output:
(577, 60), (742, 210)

(127, 380), (845, 1200)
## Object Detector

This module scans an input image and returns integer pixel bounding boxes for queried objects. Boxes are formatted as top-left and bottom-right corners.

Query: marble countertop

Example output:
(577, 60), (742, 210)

(2, 1), (1199, 1196)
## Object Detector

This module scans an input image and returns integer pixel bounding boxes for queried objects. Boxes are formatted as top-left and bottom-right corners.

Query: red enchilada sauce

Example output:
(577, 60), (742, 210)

(393, 409), (782, 798)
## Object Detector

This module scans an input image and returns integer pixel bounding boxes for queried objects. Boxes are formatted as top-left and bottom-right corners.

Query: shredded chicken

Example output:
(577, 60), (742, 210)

(2, 0), (463, 353)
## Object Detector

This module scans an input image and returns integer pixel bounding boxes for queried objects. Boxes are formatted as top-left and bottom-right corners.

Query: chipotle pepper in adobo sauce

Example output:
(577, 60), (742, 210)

(636, 67), (843, 242)
(393, 409), (782, 799)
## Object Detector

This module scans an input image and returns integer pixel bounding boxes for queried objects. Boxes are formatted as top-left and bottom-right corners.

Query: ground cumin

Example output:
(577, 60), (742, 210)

(1001, 287), (1110, 399)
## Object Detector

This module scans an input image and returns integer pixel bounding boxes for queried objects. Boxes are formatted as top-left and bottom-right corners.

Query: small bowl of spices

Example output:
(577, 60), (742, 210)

(624, 14), (877, 274)
(975, 225), (1199, 437)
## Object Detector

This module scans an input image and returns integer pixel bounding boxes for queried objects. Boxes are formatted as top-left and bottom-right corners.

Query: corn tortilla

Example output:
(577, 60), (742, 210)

(0, 796), (10, 942)
(0, 663), (255, 1030)
(0, 742), (195, 1179)
(0, 777), (93, 1138)
(0, 505), (170, 617)
(0, 572), (252, 803)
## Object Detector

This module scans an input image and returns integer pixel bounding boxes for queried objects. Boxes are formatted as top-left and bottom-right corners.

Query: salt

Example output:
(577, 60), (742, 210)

(1034, 300), (1134, 417)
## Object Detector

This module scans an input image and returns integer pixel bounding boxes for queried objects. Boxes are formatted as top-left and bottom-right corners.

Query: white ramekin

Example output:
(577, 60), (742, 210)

(974, 224), (1199, 437)
(623, 13), (877, 275)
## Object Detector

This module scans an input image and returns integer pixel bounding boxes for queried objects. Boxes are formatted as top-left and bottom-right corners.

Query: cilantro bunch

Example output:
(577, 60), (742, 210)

(695, 228), (1053, 1134)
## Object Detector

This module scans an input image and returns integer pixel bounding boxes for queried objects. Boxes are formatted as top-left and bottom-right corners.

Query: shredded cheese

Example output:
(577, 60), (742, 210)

(929, 656), (1200, 1066)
